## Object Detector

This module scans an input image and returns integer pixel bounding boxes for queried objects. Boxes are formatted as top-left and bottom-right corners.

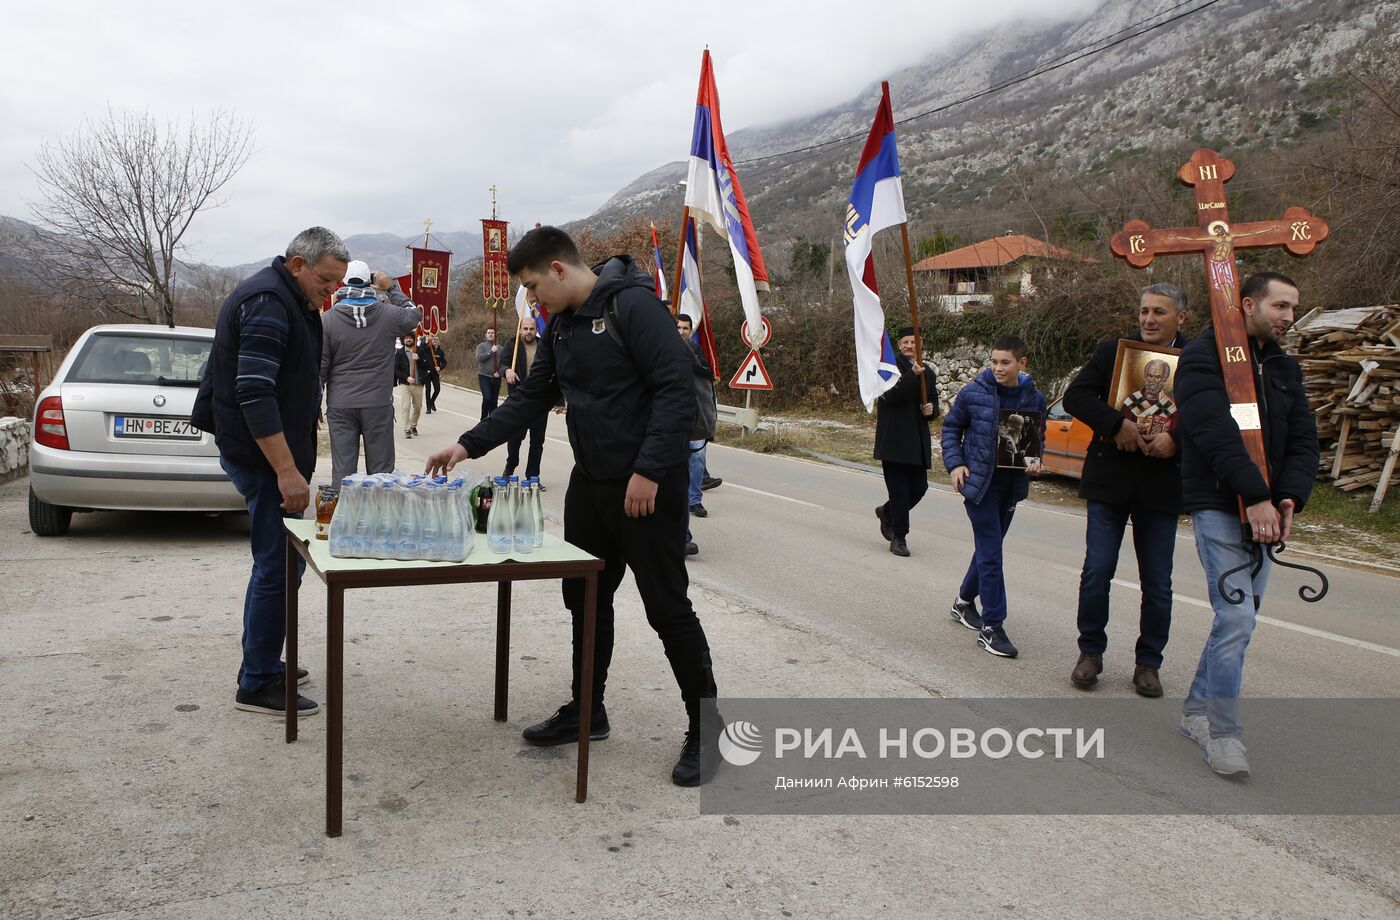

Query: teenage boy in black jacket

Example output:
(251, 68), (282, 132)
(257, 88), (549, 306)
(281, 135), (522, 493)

(1174, 271), (1318, 779)
(1063, 283), (1189, 697)
(425, 227), (719, 786)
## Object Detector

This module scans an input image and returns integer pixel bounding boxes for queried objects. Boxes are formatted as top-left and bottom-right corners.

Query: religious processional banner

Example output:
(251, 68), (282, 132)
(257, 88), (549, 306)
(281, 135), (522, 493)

(481, 219), (510, 306)
(411, 247), (451, 335)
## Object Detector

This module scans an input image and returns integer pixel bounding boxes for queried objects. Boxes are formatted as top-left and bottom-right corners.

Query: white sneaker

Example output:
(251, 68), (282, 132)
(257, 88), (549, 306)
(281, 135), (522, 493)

(1178, 714), (1210, 749)
(1204, 736), (1250, 777)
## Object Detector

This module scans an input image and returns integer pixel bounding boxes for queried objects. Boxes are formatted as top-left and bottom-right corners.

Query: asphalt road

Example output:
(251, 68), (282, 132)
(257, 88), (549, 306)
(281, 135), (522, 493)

(412, 384), (1400, 904)
(4, 381), (1395, 917)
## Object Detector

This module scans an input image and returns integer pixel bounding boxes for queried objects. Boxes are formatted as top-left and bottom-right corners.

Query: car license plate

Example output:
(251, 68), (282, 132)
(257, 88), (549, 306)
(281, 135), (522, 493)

(113, 416), (201, 440)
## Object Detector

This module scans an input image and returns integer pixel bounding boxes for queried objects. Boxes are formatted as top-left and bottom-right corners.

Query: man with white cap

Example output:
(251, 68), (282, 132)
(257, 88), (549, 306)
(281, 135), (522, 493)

(320, 259), (422, 483)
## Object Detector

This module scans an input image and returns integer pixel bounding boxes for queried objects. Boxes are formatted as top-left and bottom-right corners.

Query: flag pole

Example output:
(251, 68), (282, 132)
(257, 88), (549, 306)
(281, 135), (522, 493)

(509, 307), (524, 383)
(899, 223), (928, 406)
(669, 206), (689, 317)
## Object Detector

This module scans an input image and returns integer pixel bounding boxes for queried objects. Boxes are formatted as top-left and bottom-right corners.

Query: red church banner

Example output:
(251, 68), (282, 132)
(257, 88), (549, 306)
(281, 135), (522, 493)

(481, 218), (509, 306)
(411, 247), (451, 335)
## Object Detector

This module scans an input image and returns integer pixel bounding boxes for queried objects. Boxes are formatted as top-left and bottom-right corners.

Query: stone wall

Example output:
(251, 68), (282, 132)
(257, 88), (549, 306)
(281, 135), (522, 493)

(925, 338), (1072, 413)
(0, 417), (30, 483)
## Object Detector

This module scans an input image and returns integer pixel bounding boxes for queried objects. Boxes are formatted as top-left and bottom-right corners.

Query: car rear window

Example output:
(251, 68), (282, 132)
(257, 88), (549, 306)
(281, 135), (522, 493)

(67, 334), (211, 386)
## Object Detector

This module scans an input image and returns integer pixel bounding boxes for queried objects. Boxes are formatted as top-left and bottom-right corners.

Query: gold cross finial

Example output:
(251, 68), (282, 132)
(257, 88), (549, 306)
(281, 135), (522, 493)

(489, 185), (499, 219)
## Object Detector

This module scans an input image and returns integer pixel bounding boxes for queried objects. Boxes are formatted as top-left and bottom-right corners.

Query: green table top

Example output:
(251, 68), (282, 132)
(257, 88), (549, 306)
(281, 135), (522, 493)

(283, 518), (598, 573)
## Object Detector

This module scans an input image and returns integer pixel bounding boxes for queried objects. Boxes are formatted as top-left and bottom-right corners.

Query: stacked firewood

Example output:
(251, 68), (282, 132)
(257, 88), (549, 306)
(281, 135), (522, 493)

(1287, 305), (1400, 510)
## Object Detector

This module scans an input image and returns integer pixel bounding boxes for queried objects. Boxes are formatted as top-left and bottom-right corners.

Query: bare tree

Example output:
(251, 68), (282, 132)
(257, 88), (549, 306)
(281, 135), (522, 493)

(26, 106), (253, 326)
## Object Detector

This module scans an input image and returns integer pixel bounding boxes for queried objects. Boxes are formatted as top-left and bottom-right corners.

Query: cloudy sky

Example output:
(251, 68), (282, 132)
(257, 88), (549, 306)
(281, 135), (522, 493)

(1, 0), (1096, 266)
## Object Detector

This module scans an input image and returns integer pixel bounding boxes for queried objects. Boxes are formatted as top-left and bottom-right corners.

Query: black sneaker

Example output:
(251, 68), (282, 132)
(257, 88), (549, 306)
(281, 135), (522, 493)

(690, 503), (708, 518)
(875, 505), (892, 541)
(671, 726), (721, 786)
(701, 476), (723, 491)
(411, 426), (419, 436)
(404, 429), (413, 439)
(978, 624), (1019, 658)
(949, 599), (983, 631)
(235, 674), (319, 716)
(686, 541), (699, 556)
(521, 702), (610, 747)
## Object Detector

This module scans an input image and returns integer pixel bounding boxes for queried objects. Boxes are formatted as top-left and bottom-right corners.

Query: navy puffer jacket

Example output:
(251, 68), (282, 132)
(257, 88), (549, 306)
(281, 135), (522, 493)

(941, 368), (1047, 505)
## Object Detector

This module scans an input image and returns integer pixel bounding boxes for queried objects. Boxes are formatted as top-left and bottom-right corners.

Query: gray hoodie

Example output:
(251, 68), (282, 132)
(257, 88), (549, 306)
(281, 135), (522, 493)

(321, 288), (423, 409)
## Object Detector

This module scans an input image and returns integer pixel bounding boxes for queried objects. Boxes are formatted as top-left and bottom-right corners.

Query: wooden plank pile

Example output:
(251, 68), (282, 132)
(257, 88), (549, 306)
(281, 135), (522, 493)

(1288, 305), (1400, 511)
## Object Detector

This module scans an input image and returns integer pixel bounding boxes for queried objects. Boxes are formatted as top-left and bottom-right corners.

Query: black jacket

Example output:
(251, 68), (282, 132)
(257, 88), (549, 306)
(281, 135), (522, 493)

(192, 257), (322, 479)
(459, 255), (695, 482)
(1176, 326), (1319, 514)
(418, 343), (444, 379)
(393, 346), (421, 386)
(1064, 333), (1186, 515)
(874, 354), (938, 469)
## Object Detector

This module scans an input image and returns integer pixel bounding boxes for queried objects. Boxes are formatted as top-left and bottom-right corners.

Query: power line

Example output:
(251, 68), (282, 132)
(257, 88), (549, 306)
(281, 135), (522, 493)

(733, 0), (1226, 168)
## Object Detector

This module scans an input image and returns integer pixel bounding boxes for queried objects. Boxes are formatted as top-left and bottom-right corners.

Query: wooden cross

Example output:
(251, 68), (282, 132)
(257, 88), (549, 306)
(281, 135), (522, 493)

(1110, 148), (1329, 485)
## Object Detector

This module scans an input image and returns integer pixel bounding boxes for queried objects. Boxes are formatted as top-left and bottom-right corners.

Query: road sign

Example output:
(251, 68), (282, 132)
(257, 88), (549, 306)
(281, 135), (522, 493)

(728, 348), (773, 391)
(740, 317), (772, 349)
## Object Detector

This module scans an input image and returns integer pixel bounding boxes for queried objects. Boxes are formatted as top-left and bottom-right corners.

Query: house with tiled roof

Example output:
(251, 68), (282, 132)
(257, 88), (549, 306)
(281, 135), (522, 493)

(912, 233), (1081, 313)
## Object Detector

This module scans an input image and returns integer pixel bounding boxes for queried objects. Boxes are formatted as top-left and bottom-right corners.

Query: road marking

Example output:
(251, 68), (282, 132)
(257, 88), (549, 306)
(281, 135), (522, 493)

(725, 482), (822, 509)
(1108, 577), (1400, 659)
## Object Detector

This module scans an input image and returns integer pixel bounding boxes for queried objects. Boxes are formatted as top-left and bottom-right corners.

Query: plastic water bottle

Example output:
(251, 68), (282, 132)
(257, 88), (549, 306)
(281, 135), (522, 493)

(487, 476), (513, 554)
(328, 476), (356, 556)
(372, 478), (398, 558)
(417, 478), (443, 561)
(514, 478), (535, 554)
(351, 476), (376, 556)
(442, 480), (467, 561)
(528, 477), (545, 548)
(396, 477), (423, 560)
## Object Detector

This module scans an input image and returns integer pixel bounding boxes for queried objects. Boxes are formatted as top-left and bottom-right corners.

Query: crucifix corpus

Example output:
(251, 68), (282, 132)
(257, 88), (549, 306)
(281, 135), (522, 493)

(1110, 148), (1330, 602)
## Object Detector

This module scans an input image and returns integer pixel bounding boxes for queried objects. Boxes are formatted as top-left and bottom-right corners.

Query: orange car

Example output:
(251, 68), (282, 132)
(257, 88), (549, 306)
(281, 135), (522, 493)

(1041, 395), (1092, 478)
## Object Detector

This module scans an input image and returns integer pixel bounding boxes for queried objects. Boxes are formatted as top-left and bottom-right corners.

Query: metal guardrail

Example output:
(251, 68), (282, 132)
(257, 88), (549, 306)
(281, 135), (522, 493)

(717, 403), (758, 434)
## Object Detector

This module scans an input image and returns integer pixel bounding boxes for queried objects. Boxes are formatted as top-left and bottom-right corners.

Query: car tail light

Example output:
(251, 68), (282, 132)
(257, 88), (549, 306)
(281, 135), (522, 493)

(34, 396), (69, 450)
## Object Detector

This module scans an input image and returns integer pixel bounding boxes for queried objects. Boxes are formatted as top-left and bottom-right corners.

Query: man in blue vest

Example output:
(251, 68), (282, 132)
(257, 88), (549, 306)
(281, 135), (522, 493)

(193, 227), (349, 718)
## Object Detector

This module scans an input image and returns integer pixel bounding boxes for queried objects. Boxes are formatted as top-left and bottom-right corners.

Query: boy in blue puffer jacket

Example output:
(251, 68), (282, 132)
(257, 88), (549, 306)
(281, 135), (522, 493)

(941, 336), (1047, 658)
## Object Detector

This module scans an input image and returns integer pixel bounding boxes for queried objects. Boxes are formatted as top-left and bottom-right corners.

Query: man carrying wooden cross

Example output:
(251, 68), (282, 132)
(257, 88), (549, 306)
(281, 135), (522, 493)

(1174, 270), (1319, 777)
(1111, 149), (1328, 777)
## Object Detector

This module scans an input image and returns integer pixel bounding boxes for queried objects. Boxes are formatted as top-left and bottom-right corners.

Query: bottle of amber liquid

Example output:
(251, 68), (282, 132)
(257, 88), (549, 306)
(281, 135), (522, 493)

(315, 485), (339, 540)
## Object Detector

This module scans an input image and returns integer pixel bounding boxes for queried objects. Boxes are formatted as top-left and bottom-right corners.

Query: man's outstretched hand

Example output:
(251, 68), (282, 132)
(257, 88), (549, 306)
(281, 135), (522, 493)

(425, 443), (469, 477)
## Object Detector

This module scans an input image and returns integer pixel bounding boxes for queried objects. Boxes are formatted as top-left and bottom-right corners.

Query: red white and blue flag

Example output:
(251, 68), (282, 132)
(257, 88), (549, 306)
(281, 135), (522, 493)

(845, 82), (907, 411)
(514, 283), (549, 336)
(650, 222), (669, 302)
(678, 216), (721, 375)
(684, 49), (769, 337)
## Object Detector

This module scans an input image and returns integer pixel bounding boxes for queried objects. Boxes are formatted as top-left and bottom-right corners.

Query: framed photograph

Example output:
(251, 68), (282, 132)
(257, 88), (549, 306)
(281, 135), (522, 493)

(996, 409), (1043, 470)
(1108, 339), (1182, 437)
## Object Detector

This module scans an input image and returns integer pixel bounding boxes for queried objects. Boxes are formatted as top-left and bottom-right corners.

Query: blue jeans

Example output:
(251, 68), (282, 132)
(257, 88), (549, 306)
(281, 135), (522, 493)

(688, 440), (707, 507)
(221, 457), (306, 692)
(1076, 501), (1178, 667)
(1184, 509), (1272, 739)
(958, 475), (1018, 626)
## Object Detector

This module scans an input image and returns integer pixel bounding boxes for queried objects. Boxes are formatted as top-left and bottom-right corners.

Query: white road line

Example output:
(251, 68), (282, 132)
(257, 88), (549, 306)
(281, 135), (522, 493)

(725, 482), (823, 508)
(1107, 577), (1400, 659)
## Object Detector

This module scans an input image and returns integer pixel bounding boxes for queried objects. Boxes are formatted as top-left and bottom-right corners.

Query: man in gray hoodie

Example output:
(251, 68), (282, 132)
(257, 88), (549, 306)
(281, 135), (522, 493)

(321, 260), (423, 483)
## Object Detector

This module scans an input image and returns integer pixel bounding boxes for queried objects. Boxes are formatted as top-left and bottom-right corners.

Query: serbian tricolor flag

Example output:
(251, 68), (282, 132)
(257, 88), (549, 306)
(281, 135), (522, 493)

(684, 49), (769, 336)
(845, 82), (907, 411)
(514, 283), (549, 336)
(678, 217), (720, 375)
(650, 222), (669, 302)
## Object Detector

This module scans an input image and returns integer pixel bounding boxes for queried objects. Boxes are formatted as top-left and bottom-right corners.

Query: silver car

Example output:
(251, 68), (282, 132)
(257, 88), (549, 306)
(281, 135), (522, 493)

(28, 324), (243, 536)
